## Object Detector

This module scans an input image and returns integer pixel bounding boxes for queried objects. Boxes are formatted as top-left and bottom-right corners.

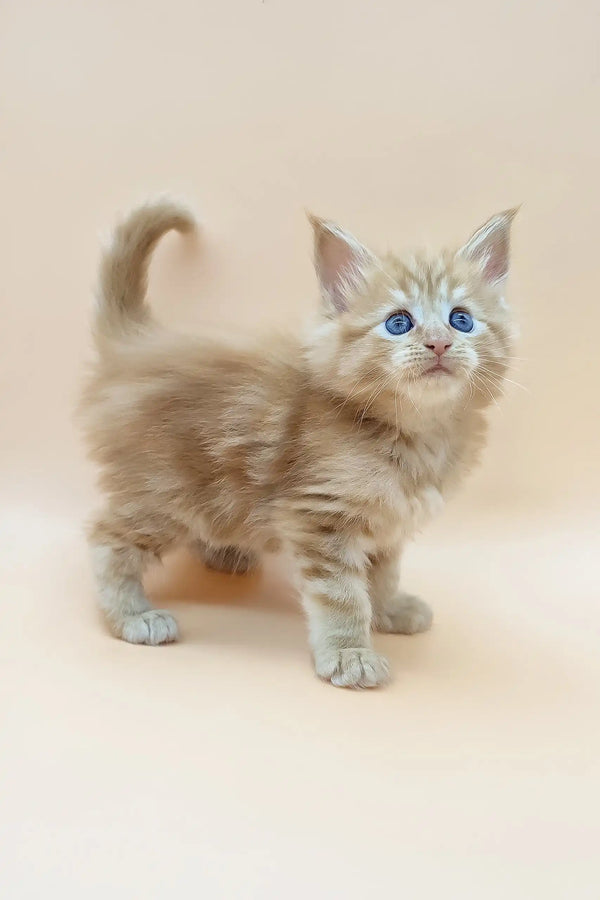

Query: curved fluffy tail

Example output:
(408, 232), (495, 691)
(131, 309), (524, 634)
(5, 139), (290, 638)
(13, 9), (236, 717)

(94, 198), (196, 342)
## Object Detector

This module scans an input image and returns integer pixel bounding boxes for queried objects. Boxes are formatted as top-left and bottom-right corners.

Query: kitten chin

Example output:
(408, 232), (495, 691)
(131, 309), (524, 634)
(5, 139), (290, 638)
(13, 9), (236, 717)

(79, 198), (516, 688)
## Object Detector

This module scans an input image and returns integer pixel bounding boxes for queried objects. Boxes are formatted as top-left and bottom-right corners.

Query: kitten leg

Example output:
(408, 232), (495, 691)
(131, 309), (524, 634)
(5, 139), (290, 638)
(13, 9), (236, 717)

(192, 540), (258, 575)
(293, 535), (389, 688)
(90, 523), (178, 645)
(369, 548), (433, 635)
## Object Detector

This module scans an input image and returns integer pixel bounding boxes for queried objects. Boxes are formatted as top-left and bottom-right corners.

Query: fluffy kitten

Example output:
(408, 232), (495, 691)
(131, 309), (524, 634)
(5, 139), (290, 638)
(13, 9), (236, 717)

(79, 199), (516, 688)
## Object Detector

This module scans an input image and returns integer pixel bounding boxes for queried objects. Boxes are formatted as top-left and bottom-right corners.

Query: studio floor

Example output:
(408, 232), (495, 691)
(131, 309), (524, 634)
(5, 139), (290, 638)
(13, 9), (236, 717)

(2, 507), (598, 898)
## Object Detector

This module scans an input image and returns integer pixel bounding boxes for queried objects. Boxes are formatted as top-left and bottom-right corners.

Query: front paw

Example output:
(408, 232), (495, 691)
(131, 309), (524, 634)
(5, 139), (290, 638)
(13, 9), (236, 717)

(118, 610), (179, 645)
(375, 593), (433, 635)
(314, 647), (390, 689)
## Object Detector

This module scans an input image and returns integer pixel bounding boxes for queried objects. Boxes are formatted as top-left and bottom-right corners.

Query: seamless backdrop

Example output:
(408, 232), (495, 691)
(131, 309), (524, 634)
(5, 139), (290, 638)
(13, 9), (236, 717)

(1, 2), (599, 898)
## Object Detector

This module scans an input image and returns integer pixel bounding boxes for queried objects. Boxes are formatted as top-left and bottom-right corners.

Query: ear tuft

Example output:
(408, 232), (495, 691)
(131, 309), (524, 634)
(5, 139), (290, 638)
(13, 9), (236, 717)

(308, 213), (375, 314)
(459, 207), (519, 285)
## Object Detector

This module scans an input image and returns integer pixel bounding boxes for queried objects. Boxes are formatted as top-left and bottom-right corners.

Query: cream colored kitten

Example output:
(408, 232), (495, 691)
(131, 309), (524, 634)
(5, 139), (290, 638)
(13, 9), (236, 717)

(79, 199), (516, 688)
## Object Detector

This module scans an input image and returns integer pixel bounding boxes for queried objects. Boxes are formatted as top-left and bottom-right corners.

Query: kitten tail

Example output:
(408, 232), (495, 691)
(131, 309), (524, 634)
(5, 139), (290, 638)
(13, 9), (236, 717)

(94, 198), (196, 344)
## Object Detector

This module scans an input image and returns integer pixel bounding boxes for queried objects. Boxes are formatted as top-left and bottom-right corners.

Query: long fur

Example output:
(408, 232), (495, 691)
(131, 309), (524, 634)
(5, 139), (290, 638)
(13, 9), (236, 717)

(94, 198), (195, 341)
(79, 199), (516, 688)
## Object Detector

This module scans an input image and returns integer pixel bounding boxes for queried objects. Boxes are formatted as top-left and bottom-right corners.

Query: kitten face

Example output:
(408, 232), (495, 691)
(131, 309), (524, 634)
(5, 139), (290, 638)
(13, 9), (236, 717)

(307, 211), (516, 419)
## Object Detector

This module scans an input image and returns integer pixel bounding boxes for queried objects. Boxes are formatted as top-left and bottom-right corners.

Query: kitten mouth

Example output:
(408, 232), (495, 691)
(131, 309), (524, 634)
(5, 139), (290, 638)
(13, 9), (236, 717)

(423, 362), (453, 377)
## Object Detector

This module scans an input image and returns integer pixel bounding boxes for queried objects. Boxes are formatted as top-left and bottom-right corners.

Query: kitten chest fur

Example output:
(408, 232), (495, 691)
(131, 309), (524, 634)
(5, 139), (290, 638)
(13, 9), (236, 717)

(277, 390), (479, 554)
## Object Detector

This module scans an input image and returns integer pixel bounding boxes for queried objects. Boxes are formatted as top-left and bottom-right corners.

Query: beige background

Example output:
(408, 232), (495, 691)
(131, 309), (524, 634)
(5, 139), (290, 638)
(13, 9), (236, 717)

(1, 1), (599, 897)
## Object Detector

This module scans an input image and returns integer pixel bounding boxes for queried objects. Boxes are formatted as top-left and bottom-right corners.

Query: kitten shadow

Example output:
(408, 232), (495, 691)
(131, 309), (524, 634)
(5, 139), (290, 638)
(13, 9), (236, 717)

(142, 546), (307, 656)
(145, 546), (298, 615)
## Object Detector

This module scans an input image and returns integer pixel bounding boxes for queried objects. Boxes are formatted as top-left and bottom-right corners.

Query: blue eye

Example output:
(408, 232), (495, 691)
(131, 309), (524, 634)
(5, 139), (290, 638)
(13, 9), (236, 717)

(385, 312), (413, 335)
(449, 309), (474, 333)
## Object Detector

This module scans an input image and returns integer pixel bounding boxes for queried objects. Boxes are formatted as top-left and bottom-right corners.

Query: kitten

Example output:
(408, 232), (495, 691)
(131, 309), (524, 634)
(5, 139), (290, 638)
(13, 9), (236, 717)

(79, 199), (517, 688)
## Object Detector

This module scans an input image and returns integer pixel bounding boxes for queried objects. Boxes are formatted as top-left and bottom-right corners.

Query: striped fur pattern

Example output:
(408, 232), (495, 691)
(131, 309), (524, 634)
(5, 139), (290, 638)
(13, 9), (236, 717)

(79, 200), (517, 688)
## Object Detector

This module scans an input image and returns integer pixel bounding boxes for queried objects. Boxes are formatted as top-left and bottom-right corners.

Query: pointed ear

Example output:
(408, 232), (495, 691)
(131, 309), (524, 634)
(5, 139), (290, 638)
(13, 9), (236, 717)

(458, 207), (519, 285)
(308, 214), (376, 314)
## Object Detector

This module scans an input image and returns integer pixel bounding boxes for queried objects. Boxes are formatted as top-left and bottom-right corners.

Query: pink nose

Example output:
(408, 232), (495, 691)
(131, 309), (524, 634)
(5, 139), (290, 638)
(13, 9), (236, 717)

(425, 340), (452, 357)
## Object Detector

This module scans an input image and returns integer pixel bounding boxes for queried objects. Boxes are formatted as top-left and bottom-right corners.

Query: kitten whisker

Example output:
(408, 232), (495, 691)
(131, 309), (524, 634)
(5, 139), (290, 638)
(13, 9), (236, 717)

(469, 371), (502, 409)
(357, 372), (397, 427)
(476, 365), (529, 393)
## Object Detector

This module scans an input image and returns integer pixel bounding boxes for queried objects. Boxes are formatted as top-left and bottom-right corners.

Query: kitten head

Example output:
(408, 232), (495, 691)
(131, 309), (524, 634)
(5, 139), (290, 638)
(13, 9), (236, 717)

(306, 209), (518, 423)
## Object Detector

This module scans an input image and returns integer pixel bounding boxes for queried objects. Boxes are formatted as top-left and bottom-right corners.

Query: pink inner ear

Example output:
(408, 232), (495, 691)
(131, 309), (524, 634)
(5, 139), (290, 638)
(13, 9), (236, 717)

(316, 226), (370, 313)
(480, 232), (510, 283)
(319, 237), (357, 311)
(461, 210), (516, 285)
